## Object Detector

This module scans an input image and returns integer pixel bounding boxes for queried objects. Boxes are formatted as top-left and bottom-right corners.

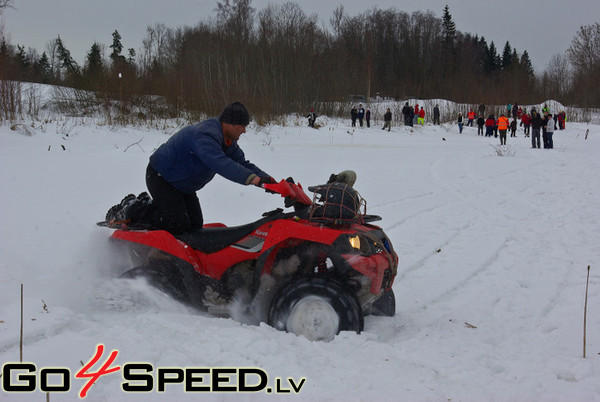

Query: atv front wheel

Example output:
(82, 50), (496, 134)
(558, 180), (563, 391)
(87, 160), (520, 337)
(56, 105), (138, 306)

(367, 289), (396, 317)
(267, 277), (364, 341)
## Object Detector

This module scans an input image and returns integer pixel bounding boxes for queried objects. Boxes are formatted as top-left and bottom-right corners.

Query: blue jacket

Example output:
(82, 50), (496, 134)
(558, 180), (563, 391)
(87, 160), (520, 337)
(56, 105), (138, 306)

(149, 119), (268, 193)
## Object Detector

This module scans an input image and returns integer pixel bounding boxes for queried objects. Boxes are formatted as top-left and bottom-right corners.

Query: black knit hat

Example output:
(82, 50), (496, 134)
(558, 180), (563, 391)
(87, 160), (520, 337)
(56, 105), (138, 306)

(219, 101), (250, 126)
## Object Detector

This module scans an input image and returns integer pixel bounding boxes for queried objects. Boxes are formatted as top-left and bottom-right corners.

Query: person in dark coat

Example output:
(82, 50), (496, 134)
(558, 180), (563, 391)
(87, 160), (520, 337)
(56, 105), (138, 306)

(307, 108), (317, 127)
(382, 108), (392, 131)
(357, 104), (365, 127)
(530, 111), (543, 148)
(433, 104), (440, 125)
(510, 118), (517, 137)
(478, 102), (486, 116)
(402, 102), (411, 125)
(476, 115), (485, 135)
(351, 106), (358, 127)
(146, 101), (274, 233)
(365, 108), (371, 128)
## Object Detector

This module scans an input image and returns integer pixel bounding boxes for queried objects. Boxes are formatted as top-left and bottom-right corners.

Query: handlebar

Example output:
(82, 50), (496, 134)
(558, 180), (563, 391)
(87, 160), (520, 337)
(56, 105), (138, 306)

(262, 180), (313, 206)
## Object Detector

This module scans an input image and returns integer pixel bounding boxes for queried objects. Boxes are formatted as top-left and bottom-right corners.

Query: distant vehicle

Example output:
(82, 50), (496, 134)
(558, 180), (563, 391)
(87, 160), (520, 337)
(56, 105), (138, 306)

(348, 95), (367, 103)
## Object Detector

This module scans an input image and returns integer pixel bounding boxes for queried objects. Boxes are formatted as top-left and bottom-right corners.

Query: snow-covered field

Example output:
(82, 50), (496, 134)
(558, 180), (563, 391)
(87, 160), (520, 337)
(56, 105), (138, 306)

(1, 111), (599, 401)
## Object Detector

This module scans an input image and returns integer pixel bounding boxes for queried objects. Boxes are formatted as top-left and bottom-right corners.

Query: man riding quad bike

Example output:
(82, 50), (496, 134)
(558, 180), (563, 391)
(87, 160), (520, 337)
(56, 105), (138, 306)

(99, 171), (398, 341)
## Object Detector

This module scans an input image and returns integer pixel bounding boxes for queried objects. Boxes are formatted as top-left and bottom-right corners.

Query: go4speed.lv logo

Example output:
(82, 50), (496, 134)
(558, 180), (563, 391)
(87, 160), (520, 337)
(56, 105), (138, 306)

(2, 344), (306, 398)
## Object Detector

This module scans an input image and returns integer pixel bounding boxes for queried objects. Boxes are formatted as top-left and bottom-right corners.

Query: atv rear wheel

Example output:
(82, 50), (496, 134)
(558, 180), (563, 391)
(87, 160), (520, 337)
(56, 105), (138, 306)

(122, 264), (188, 304)
(267, 277), (364, 341)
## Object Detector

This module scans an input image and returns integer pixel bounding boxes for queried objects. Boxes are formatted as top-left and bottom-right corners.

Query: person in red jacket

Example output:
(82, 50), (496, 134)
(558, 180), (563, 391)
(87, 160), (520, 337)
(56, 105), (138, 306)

(557, 111), (565, 130)
(485, 115), (496, 137)
(418, 107), (425, 125)
(413, 104), (420, 125)
(521, 112), (531, 137)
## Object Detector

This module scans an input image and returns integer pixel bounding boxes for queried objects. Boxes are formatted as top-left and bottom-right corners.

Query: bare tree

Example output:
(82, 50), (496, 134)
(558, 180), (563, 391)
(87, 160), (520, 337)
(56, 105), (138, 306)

(567, 23), (600, 106)
(567, 23), (600, 76)
(545, 53), (571, 99)
(0, 0), (14, 13)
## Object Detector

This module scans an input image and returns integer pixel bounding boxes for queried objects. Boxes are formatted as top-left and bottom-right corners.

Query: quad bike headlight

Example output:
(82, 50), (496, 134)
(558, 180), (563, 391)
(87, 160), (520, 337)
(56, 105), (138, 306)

(349, 235), (361, 250)
(345, 234), (372, 254)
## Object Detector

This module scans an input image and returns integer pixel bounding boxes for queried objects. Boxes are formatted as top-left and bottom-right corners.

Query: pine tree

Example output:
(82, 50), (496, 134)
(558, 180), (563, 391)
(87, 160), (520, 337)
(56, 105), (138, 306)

(127, 48), (136, 64)
(520, 50), (535, 77)
(55, 35), (79, 84)
(110, 30), (124, 62)
(442, 5), (456, 50)
(34, 52), (52, 83)
(501, 41), (512, 69)
(84, 42), (104, 88)
(484, 41), (499, 74)
(16, 45), (30, 78)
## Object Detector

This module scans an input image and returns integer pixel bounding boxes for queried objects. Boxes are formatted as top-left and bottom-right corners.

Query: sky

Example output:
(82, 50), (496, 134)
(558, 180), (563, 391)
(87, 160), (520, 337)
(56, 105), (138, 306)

(1, 0), (599, 73)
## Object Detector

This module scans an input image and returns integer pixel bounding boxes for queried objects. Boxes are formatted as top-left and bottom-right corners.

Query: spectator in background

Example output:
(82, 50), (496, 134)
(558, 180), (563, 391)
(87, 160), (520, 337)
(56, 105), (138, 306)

(418, 107), (425, 125)
(307, 108), (317, 128)
(521, 111), (531, 137)
(357, 104), (365, 127)
(542, 111), (550, 148)
(497, 113), (510, 145)
(457, 113), (464, 134)
(485, 115), (495, 137)
(382, 108), (392, 131)
(402, 102), (411, 125)
(433, 104), (441, 125)
(510, 118), (517, 137)
(477, 114), (485, 136)
(365, 108), (371, 128)
(557, 111), (565, 130)
(413, 104), (420, 126)
(478, 102), (486, 117)
(544, 112), (555, 149)
(351, 106), (357, 127)
(530, 111), (543, 148)
(467, 109), (476, 126)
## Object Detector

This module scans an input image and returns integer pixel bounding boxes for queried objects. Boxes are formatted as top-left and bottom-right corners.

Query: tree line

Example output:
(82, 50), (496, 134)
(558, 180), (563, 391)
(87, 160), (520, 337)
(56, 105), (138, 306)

(1, 0), (599, 122)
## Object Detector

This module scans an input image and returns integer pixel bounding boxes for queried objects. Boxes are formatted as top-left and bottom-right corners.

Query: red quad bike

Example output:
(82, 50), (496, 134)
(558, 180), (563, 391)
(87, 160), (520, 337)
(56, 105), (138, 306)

(99, 177), (398, 341)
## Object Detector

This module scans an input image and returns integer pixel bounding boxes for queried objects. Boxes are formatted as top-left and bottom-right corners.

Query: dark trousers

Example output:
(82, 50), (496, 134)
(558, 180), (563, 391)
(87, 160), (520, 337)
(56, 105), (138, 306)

(146, 164), (203, 234)
(531, 128), (541, 148)
(542, 129), (548, 148)
(546, 132), (554, 149)
(499, 130), (507, 145)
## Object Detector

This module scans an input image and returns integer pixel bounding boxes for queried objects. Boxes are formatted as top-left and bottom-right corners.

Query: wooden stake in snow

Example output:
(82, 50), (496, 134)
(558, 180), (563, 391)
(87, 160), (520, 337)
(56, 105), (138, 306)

(20, 283), (24, 362)
(583, 265), (591, 358)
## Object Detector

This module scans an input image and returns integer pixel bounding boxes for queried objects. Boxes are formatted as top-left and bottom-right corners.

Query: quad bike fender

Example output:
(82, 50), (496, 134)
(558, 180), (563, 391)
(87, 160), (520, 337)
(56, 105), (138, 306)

(260, 219), (350, 251)
(340, 252), (396, 294)
(110, 229), (202, 270)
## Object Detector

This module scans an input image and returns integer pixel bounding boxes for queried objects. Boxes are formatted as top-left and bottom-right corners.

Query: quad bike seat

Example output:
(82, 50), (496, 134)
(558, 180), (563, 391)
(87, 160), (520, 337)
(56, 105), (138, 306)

(175, 210), (292, 253)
